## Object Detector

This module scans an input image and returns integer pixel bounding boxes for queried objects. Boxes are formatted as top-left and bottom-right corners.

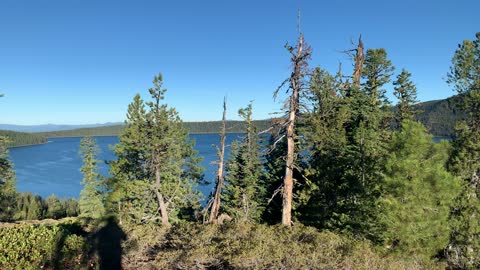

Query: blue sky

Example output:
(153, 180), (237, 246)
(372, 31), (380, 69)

(0, 0), (478, 125)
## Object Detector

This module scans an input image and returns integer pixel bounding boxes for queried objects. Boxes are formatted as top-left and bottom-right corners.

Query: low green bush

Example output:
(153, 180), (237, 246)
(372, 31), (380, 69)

(0, 221), (88, 269)
(124, 222), (445, 269)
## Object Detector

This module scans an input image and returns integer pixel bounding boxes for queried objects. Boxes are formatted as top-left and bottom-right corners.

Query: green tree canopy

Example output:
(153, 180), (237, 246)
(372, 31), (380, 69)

(108, 73), (203, 226)
(78, 136), (105, 219)
(379, 120), (460, 258)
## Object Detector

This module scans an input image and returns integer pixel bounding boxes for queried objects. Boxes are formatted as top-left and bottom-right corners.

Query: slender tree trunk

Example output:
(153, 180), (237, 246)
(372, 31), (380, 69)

(154, 166), (170, 226)
(209, 98), (227, 223)
(282, 35), (304, 226)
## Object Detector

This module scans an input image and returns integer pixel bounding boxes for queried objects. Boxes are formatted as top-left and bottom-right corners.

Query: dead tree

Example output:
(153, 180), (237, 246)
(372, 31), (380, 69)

(353, 36), (364, 89)
(209, 97), (227, 223)
(274, 32), (311, 226)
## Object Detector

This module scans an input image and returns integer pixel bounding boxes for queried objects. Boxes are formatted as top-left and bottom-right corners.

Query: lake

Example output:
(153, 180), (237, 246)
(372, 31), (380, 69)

(9, 134), (243, 201)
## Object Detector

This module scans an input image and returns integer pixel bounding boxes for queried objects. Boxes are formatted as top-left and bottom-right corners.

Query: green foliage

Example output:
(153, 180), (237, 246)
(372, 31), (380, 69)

(0, 130), (47, 148)
(379, 120), (461, 258)
(44, 195), (66, 219)
(78, 136), (105, 219)
(0, 136), (16, 221)
(108, 73), (203, 225)
(445, 33), (480, 269)
(298, 67), (349, 228)
(222, 103), (267, 222)
(297, 47), (395, 239)
(362, 48), (395, 106)
(393, 69), (418, 123)
(13, 193), (79, 221)
(14, 193), (43, 220)
(0, 222), (88, 270)
(150, 222), (440, 270)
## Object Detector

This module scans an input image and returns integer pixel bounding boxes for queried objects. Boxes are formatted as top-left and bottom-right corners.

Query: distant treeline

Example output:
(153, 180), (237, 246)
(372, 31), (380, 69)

(36, 97), (463, 139)
(38, 119), (273, 138)
(14, 192), (79, 220)
(0, 98), (464, 142)
(0, 130), (48, 148)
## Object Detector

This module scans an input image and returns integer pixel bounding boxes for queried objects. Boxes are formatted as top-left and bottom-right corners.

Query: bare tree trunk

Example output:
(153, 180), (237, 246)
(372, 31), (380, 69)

(282, 35), (304, 227)
(209, 98), (227, 223)
(353, 36), (364, 89)
(154, 166), (170, 227)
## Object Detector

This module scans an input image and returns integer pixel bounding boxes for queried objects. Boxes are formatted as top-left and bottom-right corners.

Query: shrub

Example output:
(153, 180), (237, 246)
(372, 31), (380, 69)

(0, 221), (88, 269)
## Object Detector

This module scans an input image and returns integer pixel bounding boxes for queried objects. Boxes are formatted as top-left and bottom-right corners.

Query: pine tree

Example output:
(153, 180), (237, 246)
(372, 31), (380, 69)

(0, 136), (16, 221)
(223, 102), (266, 222)
(446, 32), (480, 269)
(362, 48), (395, 107)
(296, 67), (349, 228)
(393, 69), (418, 124)
(109, 73), (203, 226)
(79, 136), (105, 219)
(379, 120), (460, 258)
(44, 195), (65, 219)
(299, 43), (394, 238)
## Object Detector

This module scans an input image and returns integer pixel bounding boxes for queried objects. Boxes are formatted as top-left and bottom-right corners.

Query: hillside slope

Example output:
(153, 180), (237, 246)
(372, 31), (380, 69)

(414, 95), (465, 137)
(38, 120), (273, 138)
(0, 130), (48, 148)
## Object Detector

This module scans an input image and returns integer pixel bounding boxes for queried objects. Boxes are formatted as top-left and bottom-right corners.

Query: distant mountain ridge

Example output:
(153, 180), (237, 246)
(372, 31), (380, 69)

(0, 122), (123, 133)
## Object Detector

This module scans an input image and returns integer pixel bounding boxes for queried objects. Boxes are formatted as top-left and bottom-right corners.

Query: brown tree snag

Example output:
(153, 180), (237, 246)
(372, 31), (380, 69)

(209, 97), (227, 223)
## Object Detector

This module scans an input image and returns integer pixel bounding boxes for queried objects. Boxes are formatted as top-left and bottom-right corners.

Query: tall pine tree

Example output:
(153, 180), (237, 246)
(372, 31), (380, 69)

(109, 73), (203, 226)
(79, 136), (105, 219)
(446, 32), (480, 269)
(223, 102), (266, 222)
(393, 68), (418, 124)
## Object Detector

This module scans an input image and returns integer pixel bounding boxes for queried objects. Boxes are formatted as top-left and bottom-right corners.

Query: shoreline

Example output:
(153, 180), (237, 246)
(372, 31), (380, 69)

(8, 141), (50, 149)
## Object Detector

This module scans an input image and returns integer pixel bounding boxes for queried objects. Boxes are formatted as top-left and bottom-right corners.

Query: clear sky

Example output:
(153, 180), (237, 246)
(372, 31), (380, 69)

(0, 0), (479, 125)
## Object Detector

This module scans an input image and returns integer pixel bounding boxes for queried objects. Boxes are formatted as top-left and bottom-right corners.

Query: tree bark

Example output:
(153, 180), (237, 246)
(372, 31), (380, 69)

(353, 36), (364, 89)
(209, 98), (227, 223)
(155, 166), (170, 227)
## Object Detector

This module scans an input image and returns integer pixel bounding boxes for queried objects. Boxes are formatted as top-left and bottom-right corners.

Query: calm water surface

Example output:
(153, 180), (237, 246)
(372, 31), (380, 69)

(10, 134), (242, 200)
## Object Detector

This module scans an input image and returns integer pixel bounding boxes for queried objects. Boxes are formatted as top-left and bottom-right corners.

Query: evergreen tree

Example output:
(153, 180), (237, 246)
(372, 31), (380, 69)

(223, 102), (266, 222)
(0, 136), (16, 221)
(44, 195), (65, 219)
(393, 69), (418, 124)
(79, 136), (105, 219)
(65, 198), (79, 217)
(379, 120), (460, 258)
(14, 193), (44, 220)
(299, 43), (394, 238)
(362, 48), (395, 107)
(446, 32), (480, 269)
(109, 73), (203, 226)
(297, 67), (349, 228)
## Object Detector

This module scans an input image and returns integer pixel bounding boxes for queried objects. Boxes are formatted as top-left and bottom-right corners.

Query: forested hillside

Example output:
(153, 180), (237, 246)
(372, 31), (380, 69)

(0, 130), (47, 148)
(414, 95), (465, 136)
(36, 98), (462, 138)
(38, 119), (273, 137)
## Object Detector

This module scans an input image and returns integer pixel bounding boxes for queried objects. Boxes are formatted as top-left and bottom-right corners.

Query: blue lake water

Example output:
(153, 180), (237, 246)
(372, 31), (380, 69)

(9, 134), (242, 201)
